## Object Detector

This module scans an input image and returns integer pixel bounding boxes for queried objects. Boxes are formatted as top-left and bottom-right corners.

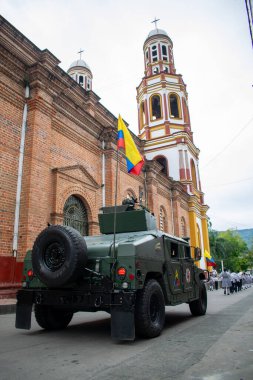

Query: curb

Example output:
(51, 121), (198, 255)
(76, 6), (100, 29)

(0, 303), (16, 315)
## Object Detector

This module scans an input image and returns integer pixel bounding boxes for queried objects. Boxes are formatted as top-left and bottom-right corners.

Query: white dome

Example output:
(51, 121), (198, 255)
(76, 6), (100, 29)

(68, 59), (91, 72)
(147, 28), (169, 38)
(144, 28), (173, 47)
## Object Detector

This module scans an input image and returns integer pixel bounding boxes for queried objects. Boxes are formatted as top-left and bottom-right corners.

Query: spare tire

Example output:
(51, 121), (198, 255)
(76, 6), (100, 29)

(32, 225), (87, 287)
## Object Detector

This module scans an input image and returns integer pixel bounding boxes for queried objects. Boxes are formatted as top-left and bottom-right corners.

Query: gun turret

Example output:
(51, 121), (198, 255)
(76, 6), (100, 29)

(98, 205), (157, 234)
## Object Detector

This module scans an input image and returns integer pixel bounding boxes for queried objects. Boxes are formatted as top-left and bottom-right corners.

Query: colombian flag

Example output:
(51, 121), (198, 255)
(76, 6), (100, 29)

(117, 115), (144, 175)
(204, 250), (216, 267)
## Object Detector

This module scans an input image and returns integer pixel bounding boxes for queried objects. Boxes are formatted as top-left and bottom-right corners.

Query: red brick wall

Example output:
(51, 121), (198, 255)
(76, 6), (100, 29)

(0, 18), (194, 285)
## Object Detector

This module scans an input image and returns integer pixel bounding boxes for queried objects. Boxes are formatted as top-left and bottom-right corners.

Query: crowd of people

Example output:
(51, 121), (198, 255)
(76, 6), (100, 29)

(208, 269), (253, 295)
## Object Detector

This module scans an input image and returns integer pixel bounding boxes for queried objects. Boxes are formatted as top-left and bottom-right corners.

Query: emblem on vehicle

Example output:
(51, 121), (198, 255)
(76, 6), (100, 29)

(155, 242), (161, 252)
(174, 269), (180, 287)
(186, 268), (191, 283)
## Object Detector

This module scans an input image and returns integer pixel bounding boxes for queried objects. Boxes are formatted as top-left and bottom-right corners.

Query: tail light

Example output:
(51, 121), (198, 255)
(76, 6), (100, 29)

(27, 269), (34, 278)
(117, 267), (126, 279)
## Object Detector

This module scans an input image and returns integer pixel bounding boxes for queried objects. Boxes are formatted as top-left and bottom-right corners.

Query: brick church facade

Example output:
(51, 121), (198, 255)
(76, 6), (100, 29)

(0, 16), (210, 289)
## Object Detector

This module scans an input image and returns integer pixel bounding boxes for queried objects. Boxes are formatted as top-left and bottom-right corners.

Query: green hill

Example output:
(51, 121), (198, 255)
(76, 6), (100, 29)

(236, 229), (253, 249)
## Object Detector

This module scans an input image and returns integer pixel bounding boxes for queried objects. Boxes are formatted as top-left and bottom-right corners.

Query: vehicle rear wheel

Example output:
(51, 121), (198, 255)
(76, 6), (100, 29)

(135, 279), (165, 338)
(189, 281), (207, 316)
(34, 305), (73, 330)
(32, 225), (87, 287)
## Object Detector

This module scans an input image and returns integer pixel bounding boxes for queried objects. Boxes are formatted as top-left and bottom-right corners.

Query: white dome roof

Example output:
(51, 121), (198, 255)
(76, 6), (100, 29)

(144, 28), (173, 47)
(147, 28), (169, 38)
(68, 59), (91, 72)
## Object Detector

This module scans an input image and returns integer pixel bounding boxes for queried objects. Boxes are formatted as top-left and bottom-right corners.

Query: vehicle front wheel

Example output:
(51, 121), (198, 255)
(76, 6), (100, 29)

(135, 279), (165, 338)
(189, 281), (207, 316)
(34, 305), (73, 330)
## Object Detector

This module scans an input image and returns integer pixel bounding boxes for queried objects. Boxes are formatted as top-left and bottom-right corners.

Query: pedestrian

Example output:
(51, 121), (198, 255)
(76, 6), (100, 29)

(213, 274), (219, 290)
(220, 268), (232, 295)
(209, 274), (214, 291)
(230, 272), (237, 294)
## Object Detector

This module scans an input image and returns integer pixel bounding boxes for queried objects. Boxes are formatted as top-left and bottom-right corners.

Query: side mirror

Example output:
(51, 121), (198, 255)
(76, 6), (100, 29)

(194, 247), (202, 261)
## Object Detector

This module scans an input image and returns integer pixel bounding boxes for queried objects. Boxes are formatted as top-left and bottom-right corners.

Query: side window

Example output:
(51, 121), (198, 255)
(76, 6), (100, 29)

(171, 242), (179, 258)
(184, 246), (191, 258)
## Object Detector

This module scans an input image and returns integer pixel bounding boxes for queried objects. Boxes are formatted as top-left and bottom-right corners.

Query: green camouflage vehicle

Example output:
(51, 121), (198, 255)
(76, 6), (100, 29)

(16, 201), (207, 340)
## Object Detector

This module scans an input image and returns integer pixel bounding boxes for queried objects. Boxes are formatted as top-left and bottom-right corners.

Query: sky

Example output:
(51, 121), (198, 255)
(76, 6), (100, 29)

(1, 0), (253, 231)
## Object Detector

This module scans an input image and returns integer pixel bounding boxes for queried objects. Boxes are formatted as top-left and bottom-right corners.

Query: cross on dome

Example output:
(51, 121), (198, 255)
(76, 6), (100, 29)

(77, 48), (84, 60)
(151, 17), (160, 30)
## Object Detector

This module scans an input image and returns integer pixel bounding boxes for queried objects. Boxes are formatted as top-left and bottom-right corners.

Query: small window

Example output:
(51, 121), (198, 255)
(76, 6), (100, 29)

(190, 159), (198, 189)
(162, 45), (168, 61)
(153, 67), (159, 74)
(171, 242), (179, 258)
(146, 50), (149, 60)
(155, 156), (168, 175)
(151, 45), (158, 62)
(164, 66), (169, 73)
(79, 75), (83, 85)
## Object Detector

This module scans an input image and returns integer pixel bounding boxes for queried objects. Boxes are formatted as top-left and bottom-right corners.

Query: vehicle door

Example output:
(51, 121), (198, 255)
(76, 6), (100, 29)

(164, 238), (183, 295)
(181, 245), (194, 293)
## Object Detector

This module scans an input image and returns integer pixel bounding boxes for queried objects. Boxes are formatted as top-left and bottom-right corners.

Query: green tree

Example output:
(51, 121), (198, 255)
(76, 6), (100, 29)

(208, 227), (249, 272)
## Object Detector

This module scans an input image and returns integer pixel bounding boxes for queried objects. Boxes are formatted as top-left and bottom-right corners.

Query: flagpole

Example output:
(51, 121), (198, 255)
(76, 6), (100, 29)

(112, 146), (120, 263)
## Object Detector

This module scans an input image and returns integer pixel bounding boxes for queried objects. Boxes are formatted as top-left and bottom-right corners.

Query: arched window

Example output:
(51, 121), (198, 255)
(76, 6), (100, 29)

(197, 224), (201, 249)
(182, 98), (190, 123)
(63, 195), (88, 236)
(154, 155), (168, 176)
(162, 45), (168, 61)
(159, 206), (167, 232)
(79, 75), (84, 86)
(190, 159), (198, 189)
(150, 94), (162, 120)
(151, 44), (158, 62)
(139, 102), (145, 130)
(181, 217), (187, 238)
(169, 93), (181, 119)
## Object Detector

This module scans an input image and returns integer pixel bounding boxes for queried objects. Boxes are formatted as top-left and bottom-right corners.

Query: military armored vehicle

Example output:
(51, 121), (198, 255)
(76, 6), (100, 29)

(16, 201), (207, 340)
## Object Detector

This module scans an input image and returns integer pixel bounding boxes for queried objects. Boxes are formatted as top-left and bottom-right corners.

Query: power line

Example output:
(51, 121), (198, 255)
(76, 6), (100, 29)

(245, 0), (253, 49)
(206, 176), (253, 189)
(203, 116), (253, 168)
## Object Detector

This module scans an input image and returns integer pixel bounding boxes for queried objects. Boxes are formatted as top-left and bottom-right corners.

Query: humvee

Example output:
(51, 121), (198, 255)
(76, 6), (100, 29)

(16, 201), (207, 340)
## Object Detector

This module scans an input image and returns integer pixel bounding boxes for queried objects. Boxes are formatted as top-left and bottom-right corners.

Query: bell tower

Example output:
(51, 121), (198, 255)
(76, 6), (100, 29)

(137, 20), (210, 269)
(67, 49), (93, 91)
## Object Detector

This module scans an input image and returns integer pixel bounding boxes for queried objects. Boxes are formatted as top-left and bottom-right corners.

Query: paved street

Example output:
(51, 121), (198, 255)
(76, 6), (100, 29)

(0, 287), (252, 380)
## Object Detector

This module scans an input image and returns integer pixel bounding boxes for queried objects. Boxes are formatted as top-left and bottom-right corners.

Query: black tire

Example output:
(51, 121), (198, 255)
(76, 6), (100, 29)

(135, 279), (165, 338)
(34, 305), (73, 330)
(189, 281), (207, 316)
(32, 225), (87, 287)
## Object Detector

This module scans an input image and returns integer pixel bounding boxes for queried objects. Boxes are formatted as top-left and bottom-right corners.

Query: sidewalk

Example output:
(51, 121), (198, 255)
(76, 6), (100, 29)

(0, 283), (20, 314)
(0, 298), (16, 315)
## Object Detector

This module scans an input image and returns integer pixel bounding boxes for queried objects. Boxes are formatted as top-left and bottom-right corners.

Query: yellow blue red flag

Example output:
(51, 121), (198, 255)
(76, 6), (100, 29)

(204, 250), (216, 267)
(117, 115), (144, 175)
